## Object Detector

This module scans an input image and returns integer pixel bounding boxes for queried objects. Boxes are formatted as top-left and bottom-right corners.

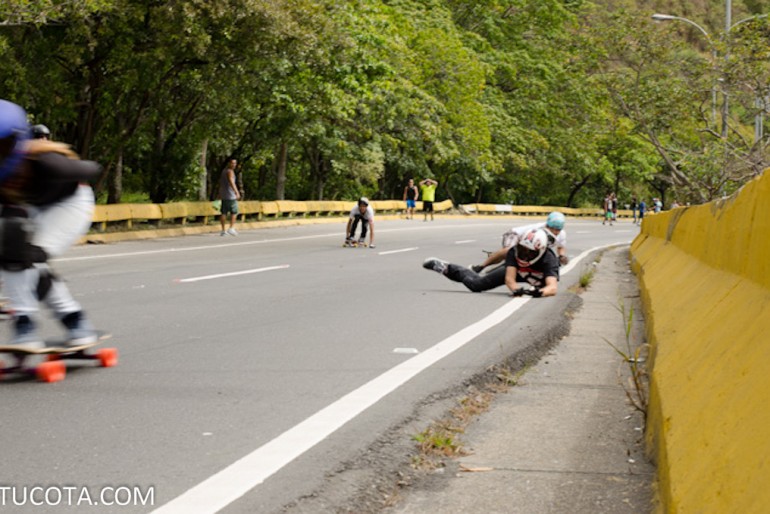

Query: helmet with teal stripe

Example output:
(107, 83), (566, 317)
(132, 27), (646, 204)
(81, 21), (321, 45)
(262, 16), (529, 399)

(546, 211), (565, 230)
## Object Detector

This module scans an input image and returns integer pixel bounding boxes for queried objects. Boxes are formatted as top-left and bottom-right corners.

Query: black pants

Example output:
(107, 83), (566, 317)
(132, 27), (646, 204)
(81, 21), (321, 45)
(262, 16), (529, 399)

(445, 264), (506, 293)
(349, 215), (369, 240)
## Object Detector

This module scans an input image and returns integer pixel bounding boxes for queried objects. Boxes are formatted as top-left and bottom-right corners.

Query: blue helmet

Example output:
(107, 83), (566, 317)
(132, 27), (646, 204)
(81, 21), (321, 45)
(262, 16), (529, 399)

(0, 100), (30, 182)
(546, 211), (565, 230)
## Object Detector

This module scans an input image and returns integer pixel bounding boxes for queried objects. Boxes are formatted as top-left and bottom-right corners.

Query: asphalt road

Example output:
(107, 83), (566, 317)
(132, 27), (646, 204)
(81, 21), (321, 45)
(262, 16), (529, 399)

(0, 217), (637, 513)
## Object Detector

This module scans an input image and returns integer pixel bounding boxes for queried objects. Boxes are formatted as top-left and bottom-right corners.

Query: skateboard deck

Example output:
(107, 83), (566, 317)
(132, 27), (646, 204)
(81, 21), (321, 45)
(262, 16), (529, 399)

(0, 332), (112, 354)
(343, 241), (368, 248)
(0, 332), (117, 383)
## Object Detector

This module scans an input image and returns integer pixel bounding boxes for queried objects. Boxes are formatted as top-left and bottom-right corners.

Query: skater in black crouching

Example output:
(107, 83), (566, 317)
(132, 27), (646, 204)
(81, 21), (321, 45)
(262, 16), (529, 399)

(423, 228), (559, 297)
(344, 197), (376, 248)
(0, 100), (102, 349)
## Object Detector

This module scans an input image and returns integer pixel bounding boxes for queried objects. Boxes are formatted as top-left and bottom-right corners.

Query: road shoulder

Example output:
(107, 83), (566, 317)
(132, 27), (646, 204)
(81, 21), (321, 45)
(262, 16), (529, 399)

(385, 246), (655, 513)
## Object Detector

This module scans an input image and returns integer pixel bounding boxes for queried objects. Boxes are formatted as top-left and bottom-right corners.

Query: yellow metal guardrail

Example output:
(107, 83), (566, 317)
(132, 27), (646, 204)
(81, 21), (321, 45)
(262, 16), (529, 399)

(91, 199), (624, 232)
(91, 199), (454, 231)
(460, 204), (633, 218)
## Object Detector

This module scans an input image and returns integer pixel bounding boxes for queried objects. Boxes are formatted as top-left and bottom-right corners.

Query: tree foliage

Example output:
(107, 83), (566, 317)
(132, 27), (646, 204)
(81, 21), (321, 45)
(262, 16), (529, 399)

(1, 0), (767, 207)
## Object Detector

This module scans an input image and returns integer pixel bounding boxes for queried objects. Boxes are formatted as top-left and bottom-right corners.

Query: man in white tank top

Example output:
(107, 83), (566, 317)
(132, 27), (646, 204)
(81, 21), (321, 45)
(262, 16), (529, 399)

(219, 158), (241, 236)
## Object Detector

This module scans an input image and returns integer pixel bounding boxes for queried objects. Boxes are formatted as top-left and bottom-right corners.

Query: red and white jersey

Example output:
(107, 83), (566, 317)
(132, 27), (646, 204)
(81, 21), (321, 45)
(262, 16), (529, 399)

(502, 222), (566, 251)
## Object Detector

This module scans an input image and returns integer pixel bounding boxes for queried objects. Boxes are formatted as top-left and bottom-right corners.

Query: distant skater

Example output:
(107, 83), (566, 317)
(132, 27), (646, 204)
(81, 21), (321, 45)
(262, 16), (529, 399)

(345, 197), (376, 248)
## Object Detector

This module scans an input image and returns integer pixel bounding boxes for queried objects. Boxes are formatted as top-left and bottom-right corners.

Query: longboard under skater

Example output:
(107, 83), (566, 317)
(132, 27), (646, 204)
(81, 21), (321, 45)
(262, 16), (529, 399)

(343, 239), (371, 248)
(0, 332), (117, 383)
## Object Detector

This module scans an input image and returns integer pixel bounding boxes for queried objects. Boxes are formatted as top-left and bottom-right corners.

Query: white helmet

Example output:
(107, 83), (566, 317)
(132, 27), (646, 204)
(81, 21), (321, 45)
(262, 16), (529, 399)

(515, 229), (549, 267)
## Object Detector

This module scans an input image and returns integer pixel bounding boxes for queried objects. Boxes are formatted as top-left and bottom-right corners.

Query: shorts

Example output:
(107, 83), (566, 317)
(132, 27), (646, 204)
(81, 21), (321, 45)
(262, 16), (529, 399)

(605, 211), (613, 219)
(221, 199), (239, 216)
(423, 201), (434, 213)
(406, 199), (416, 208)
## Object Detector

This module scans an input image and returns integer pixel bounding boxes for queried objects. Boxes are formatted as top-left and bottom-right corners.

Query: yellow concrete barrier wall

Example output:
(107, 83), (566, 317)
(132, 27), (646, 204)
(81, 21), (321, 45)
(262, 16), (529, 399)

(630, 171), (770, 513)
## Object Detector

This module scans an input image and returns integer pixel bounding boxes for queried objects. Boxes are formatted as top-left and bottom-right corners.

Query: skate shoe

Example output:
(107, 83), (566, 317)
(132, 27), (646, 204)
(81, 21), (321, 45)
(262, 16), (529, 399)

(10, 315), (43, 351)
(423, 257), (449, 274)
(469, 264), (485, 273)
(227, 228), (238, 236)
(61, 311), (98, 346)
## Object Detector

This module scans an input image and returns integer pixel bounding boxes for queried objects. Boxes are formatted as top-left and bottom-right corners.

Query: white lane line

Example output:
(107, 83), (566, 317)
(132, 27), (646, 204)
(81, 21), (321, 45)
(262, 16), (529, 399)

(378, 247), (418, 255)
(152, 245), (609, 514)
(455, 239), (476, 244)
(175, 265), (290, 283)
(59, 234), (340, 262)
(152, 298), (533, 513)
(59, 223), (514, 263)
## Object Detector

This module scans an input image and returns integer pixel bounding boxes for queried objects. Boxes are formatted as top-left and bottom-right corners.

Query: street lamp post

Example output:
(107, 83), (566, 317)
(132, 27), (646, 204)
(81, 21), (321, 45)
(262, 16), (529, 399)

(652, 10), (769, 141)
(651, 14), (718, 130)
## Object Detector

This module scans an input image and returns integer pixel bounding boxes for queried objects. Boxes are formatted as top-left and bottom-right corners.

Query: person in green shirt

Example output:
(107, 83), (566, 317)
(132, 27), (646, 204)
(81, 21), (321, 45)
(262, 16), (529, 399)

(419, 178), (438, 221)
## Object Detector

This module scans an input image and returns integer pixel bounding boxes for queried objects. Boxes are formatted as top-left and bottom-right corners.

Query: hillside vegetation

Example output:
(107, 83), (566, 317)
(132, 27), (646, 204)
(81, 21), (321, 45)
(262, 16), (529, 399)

(1, 0), (768, 208)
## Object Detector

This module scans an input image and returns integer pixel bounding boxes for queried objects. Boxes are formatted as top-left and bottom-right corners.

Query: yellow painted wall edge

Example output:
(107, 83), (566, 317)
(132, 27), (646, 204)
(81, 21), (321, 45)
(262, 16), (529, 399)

(630, 170), (770, 513)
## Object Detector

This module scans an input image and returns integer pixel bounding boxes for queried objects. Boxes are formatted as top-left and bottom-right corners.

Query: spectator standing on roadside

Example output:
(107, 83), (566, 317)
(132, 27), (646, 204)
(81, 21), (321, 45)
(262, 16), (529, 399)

(602, 193), (613, 226)
(219, 158), (241, 236)
(637, 199), (646, 225)
(631, 196), (638, 224)
(403, 178), (419, 220)
(419, 178), (438, 222)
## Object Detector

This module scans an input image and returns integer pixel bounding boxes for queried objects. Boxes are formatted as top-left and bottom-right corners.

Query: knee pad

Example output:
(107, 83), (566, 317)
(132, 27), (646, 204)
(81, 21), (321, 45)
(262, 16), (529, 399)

(0, 217), (34, 270)
(0, 217), (48, 271)
(37, 268), (56, 300)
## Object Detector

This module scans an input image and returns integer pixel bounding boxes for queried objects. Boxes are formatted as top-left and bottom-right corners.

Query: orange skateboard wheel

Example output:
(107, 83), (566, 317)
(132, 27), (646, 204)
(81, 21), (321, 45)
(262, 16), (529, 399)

(97, 348), (118, 368)
(36, 360), (66, 383)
